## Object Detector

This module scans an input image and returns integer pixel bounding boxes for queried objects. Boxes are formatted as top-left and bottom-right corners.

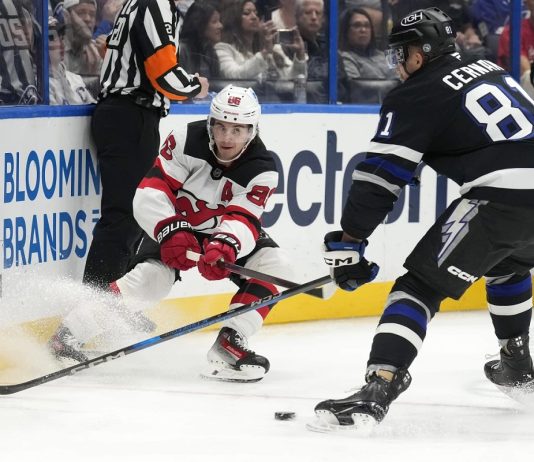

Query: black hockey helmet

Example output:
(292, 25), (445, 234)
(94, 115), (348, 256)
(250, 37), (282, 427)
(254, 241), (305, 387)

(385, 7), (456, 69)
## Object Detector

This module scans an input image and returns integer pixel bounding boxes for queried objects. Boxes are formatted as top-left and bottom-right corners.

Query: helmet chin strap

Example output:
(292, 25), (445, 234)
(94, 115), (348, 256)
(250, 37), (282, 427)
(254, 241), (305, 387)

(401, 62), (413, 77)
(401, 46), (427, 78)
(397, 45), (415, 78)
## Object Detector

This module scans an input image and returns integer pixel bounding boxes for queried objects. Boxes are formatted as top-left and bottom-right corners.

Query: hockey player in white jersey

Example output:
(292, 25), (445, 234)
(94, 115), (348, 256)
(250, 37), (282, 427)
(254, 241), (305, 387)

(49, 85), (292, 382)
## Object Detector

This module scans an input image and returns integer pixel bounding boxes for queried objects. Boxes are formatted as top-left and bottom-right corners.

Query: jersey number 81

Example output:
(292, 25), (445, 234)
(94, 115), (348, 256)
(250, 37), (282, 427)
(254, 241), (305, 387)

(464, 76), (534, 141)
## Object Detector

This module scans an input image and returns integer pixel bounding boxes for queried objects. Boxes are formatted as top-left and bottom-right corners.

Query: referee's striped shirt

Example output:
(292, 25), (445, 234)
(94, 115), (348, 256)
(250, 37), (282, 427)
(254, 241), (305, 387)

(99, 0), (201, 111)
(0, 0), (39, 105)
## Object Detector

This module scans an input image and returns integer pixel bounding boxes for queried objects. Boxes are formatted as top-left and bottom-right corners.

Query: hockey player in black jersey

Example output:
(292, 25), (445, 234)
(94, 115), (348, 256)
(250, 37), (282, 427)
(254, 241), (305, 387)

(309, 7), (534, 433)
(49, 85), (293, 383)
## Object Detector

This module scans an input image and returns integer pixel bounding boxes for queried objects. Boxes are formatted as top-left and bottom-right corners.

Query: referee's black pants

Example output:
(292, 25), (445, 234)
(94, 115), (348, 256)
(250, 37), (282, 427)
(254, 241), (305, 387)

(83, 96), (161, 288)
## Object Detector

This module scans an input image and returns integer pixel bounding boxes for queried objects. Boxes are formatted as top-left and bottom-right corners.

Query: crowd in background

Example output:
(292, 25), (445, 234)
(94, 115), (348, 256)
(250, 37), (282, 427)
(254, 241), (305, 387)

(2, 0), (534, 106)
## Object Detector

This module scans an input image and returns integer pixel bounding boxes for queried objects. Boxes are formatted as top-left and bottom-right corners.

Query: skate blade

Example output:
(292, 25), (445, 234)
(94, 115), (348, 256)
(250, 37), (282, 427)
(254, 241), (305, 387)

(200, 364), (266, 383)
(306, 410), (377, 436)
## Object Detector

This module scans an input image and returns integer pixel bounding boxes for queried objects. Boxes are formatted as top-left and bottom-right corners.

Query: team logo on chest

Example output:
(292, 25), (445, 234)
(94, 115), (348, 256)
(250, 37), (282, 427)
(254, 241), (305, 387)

(175, 189), (225, 231)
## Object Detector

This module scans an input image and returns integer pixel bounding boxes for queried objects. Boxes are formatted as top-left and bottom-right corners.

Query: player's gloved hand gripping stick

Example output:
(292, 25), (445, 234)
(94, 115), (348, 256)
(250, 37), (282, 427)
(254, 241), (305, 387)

(186, 251), (335, 299)
(197, 234), (239, 281)
(322, 231), (379, 291)
(155, 217), (201, 271)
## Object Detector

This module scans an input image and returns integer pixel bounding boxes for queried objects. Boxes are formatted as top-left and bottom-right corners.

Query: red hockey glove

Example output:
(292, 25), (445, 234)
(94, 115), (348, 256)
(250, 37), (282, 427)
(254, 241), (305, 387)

(155, 217), (201, 271)
(198, 234), (240, 281)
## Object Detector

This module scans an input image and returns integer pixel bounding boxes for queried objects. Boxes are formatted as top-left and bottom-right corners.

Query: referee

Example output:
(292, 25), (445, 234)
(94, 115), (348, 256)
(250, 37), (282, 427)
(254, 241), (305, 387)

(84, 0), (208, 288)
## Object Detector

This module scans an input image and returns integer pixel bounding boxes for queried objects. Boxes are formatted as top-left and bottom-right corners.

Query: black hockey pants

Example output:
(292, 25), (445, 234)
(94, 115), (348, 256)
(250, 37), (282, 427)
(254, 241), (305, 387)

(368, 198), (534, 369)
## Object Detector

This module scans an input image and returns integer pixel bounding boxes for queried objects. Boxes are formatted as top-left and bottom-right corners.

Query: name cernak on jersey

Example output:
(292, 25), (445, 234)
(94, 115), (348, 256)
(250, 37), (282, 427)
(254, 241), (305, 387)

(442, 59), (504, 90)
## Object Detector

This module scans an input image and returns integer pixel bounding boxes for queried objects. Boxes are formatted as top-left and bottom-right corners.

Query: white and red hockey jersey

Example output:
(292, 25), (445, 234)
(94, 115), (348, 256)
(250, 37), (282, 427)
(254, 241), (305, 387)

(133, 120), (278, 258)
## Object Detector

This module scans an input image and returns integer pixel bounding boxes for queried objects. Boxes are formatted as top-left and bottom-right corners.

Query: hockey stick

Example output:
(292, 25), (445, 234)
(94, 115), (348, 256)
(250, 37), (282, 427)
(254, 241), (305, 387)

(0, 274), (331, 395)
(186, 250), (335, 300)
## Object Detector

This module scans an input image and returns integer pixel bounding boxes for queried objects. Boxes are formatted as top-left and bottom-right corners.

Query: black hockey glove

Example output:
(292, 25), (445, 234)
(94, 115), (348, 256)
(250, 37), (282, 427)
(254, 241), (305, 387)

(322, 231), (379, 292)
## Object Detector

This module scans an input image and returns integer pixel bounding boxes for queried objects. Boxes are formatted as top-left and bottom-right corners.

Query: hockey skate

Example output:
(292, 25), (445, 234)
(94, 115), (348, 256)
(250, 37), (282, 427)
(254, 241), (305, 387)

(307, 368), (411, 434)
(115, 306), (157, 334)
(484, 335), (534, 404)
(200, 327), (270, 383)
(108, 285), (157, 334)
(47, 325), (88, 363)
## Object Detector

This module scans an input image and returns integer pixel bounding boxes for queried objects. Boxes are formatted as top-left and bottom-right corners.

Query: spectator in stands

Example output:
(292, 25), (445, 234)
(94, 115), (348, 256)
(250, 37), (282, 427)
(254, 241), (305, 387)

(343, 0), (385, 49)
(179, 0), (223, 91)
(93, 0), (122, 38)
(271, 0), (297, 29)
(470, 0), (510, 61)
(49, 15), (96, 104)
(455, 22), (488, 60)
(0, 0), (40, 104)
(215, 0), (307, 102)
(93, 0), (124, 58)
(339, 7), (398, 103)
(296, 0), (349, 102)
(339, 7), (396, 80)
(62, 0), (102, 95)
(497, 0), (534, 76)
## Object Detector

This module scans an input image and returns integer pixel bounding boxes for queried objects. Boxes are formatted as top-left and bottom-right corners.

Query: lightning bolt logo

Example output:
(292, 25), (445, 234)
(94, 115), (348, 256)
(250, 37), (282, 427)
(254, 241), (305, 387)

(438, 199), (482, 267)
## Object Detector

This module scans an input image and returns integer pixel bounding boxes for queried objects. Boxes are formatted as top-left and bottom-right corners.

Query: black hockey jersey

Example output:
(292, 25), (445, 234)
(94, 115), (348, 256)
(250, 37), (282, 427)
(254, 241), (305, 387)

(342, 53), (534, 239)
(134, 120), (278, 258)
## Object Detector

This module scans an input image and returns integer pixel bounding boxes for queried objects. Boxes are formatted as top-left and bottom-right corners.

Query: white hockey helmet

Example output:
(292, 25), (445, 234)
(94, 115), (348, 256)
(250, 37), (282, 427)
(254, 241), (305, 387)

(207, 85), (261, 161)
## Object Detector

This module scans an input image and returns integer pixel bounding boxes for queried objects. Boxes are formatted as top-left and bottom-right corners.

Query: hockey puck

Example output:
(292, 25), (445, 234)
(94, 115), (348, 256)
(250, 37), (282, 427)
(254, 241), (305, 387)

(274, 411), (296, 421)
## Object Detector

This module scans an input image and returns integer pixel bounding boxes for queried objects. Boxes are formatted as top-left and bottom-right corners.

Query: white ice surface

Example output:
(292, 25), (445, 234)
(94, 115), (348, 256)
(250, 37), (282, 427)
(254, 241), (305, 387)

(1, 310), (534, 462)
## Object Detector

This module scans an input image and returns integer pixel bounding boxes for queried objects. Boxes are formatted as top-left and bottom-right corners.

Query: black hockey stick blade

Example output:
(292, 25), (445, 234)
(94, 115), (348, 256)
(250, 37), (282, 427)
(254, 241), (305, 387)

(0, 274), (332, 395)
(186, 250), (331, 299)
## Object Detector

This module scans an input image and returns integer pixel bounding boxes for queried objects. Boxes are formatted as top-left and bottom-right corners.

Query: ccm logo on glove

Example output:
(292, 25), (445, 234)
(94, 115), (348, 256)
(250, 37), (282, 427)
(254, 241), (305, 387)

(322, 231), (379, 292)
(156, 220), (192, 243)
(324, 254), (358, 266)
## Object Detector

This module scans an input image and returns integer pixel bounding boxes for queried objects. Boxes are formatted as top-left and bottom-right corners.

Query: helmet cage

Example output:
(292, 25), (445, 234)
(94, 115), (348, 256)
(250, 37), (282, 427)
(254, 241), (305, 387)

(385, 29), (424, 69)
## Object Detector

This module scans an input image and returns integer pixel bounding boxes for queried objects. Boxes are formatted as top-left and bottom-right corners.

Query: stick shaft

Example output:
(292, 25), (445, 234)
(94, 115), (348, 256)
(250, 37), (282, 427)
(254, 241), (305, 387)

(0, 274), (331, 395)
(186, 250), (325, 298)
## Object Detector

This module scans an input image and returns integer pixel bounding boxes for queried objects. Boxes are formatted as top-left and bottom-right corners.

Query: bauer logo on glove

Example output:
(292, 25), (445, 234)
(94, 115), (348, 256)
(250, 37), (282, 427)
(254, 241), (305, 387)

(211, 233), (241, 253)
(198, 233), (241, 281)
(155, 217), (201, 271)
(156, 220), (192, 243)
